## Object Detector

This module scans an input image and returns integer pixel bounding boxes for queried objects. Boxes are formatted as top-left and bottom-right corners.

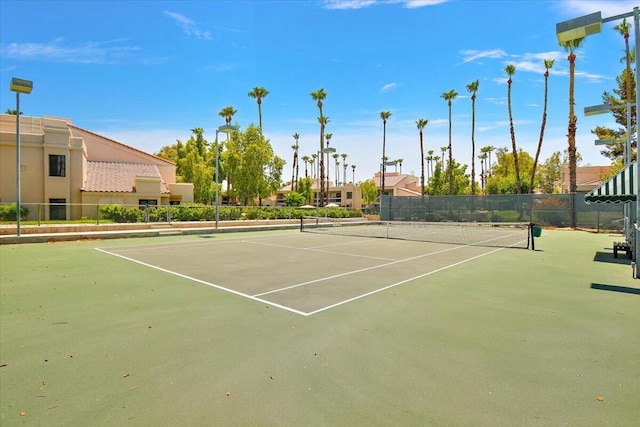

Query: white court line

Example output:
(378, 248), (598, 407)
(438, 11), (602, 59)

(252, 243), (468, 297)
(94, 247), (309, 317)
(243, 239), (396, 262)
(305, 246), (506, 316)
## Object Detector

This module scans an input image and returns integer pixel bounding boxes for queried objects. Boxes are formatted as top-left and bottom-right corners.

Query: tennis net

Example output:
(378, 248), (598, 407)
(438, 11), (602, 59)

(300, 216), (535, 249)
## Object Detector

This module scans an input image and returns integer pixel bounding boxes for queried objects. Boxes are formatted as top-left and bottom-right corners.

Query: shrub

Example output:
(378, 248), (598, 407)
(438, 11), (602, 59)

(0, 203), (29, 221)
(99, 205), (143, 223)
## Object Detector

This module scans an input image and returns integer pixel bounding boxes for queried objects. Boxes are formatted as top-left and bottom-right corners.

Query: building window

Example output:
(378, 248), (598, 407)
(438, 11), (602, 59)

(49, 155), (66, 177)
(49, 198), (66, 220)
(346, 191), (353, 200)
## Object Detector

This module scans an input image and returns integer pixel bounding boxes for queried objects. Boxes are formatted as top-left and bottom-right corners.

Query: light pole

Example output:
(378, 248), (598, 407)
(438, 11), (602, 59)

(215, 124), (238, 229)
(557, 6), (640, 277)
(321, 147), (336, 206)
(10, 78), (33, 237)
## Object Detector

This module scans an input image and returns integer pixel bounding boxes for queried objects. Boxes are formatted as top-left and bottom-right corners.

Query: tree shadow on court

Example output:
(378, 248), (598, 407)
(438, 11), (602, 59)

(593, 251), (632, 265)
(591, 283), (640, 295)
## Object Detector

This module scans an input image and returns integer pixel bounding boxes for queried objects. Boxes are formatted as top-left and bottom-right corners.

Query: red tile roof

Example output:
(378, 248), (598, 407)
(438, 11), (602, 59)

(83, 161), (169, 193)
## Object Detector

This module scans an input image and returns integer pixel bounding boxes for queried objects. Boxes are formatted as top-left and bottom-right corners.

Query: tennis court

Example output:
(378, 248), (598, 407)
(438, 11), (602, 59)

(1, 227), (638, 426)
(96, 222), (531, 316)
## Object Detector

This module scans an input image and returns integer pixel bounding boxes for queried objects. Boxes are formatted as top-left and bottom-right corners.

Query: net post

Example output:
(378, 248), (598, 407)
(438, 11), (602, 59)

(530, 223), (535, 251)
(300, 216), (303, 232)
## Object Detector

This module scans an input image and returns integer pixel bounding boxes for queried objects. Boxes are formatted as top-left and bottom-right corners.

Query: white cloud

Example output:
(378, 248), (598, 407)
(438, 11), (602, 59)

(558, 0), (638, 18)
(163, 11), (212, 40)
(380, 82), (400, 93)
(322, 0), (377, 10)
(460, 49), (507, 64)
(401, 0), (449, 8)
(1, 38), (140, 64)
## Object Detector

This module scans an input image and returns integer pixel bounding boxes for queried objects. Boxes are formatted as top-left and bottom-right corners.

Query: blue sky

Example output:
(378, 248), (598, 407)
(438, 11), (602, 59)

(0, 0), (636, 183)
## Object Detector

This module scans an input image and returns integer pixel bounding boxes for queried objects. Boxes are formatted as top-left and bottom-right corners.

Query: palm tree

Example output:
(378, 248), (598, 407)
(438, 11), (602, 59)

(292, 133), (300, 191)
(341, 153), (348, 185)
(441, 90), (458, 195)
(247, 87), (269, 133)
(427, 149), (434, 181)
(416, 119), (429, 195)
(380, 111), (392, 196)
(301, 155), (310, 178)
(560, 38), (586, 201)
(505, 64), (522, 194)
(481, 146), (494, 179)
(311, 88), (327, 203)
(466, 80), (480, 195)
(440, 146), (447, 170)
(478, 152), (487, 193)
(397, 158), (403, 174)
(291, 143), (299, 192)
(218, 106), (237, 125)
(351, 164), (356, 183)
(530, 59), (555, 193)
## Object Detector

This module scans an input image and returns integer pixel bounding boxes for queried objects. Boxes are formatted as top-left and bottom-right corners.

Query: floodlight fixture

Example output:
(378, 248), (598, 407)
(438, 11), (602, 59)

(214, 123), (239, 229)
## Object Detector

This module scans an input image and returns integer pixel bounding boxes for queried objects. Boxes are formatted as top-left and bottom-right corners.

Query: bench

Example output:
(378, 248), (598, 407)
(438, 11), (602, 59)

(613, 242), (632, 259)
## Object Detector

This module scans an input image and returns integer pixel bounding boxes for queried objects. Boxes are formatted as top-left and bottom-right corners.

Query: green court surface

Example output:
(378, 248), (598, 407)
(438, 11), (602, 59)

(1, 229), (638, 426)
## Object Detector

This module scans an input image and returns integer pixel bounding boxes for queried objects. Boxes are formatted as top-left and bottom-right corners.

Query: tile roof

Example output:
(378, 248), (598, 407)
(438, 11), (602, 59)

(83, 161), (169, 193)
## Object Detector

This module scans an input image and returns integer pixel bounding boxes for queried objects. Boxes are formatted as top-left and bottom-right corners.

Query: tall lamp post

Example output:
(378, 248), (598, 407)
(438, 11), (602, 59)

(317, 147), (336, 206)
(10, 78), (33, 237)
(557, 6), (640, 277)
(215, 124), (238, 229)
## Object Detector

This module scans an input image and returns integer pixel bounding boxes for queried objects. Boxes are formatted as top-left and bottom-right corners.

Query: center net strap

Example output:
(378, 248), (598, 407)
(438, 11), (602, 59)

(301, 216), (533, 249)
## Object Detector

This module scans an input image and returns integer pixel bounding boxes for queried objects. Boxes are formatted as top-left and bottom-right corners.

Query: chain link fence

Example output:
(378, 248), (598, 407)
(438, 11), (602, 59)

(380, 194), (625, 232)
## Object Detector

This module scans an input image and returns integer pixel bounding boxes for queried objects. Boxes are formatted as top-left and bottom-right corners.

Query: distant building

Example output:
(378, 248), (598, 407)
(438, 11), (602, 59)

(0, 114), (193, 220)
(560, 164), (613, 193)
(273, 171), (422, 209)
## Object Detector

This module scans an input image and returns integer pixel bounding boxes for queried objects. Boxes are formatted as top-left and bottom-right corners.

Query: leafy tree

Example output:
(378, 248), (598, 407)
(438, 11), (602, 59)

(531, 59), (555, 192)
(505, 64), (522, 194)
(359, 179), (378, 208)
(284, 192), (305, 207)
(248, 87), (269, 133)
(486, 148), (534, 194)
(441, 89), (458, 195)
(297, 176), (314, 204)
(426, 159), (470, 195)
(593, 19), (636, 163)
(224, 125), (283, 205)
(380, 111), (392, 195)
(5, 109), (18, 115)
(537, 151), (562, 194)
(466, 80), (479, 195)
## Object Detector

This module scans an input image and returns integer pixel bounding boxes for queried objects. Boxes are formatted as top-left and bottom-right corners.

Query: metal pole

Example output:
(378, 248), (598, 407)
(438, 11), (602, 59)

(634, 6), (640, 278)
(215, 129), (220, 229)
(16, 92), (21, 237)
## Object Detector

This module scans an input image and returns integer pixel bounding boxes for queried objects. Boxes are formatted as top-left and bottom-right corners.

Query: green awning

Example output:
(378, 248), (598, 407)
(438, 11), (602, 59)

(585, 162), (636, 204)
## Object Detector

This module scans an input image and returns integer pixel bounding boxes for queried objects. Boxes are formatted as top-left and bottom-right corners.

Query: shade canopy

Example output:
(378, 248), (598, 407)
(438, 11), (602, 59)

(585, 162), (636, 204)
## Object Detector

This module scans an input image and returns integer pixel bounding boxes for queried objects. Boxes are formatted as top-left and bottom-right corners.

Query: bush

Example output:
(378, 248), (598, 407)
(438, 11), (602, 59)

(0, 203), (29, 221)
(100, 205), (143, 223)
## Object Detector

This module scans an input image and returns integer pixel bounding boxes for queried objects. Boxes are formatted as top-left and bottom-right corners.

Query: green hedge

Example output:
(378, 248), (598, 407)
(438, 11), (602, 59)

(0, 203), (29, 221)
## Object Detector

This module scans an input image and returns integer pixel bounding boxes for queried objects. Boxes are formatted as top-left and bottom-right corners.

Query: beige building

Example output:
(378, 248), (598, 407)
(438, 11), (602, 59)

(560, 164), (613, 193)
(274, 171), (422, 209)
(0, 114), (192, 221)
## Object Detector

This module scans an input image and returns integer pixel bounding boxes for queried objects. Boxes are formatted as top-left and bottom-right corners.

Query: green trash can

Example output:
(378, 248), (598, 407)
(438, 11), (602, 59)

(533, 226), (542, 237)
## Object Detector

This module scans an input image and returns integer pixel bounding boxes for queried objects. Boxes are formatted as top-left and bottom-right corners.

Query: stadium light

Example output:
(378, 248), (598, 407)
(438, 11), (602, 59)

(559, 6), (640, 277)
(594, 139), (614, 146)
(10, 77), (33, 237)
(215, 124), (238, 229)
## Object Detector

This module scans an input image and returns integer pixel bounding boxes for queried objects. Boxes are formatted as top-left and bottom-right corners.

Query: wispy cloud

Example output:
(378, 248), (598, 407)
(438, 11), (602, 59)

(460, 49), (507, 64)
(1, 37), (140, 64)
(558, 0), (637, 18)
(380, 82), (400, 93)
(322, 0), (448, 9)
(163, 11), (212, 40)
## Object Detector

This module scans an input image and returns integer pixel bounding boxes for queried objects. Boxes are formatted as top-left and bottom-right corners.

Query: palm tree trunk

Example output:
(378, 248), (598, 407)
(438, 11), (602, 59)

(447, 103), (453, 195)
(381, 122), (386, 196)
(470, 98), (476, 195)
(531, 71), (549, 193)
(507, 81), (522, 194)
(419, 132), (424, 196)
